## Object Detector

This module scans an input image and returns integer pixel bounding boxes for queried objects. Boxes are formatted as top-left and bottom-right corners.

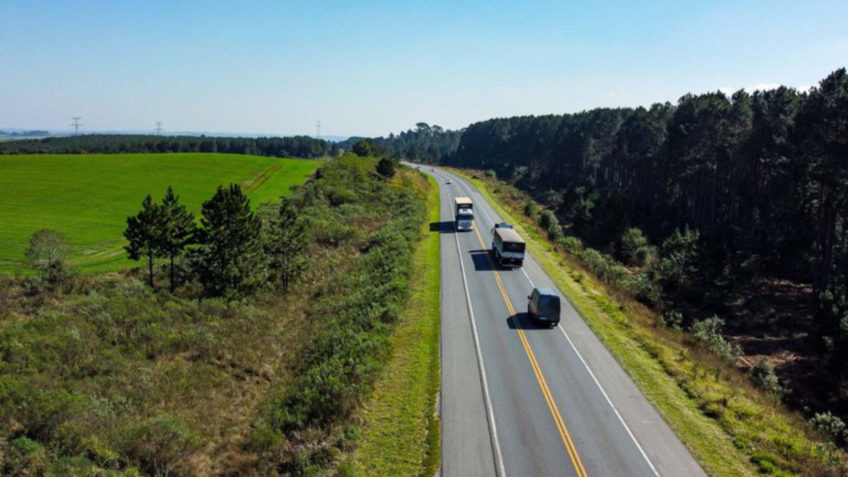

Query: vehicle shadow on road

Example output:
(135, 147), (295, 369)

(429, 221), (455, 234)
(469, 249), (497, 271)
(507, 312), (549, 331)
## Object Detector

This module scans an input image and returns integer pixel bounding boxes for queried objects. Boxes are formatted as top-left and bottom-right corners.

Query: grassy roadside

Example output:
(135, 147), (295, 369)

(343, 171), (441, 476)
(451, 169), (846, 476)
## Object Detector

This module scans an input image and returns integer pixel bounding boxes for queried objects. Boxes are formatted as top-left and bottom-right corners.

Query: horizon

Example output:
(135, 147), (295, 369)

(2, 1), (846, 137)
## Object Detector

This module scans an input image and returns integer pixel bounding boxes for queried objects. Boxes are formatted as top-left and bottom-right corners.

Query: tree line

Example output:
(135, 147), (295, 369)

(435, 69), (848, 377)
(338, 122), (462, 163)
(0, 134), (336, 158)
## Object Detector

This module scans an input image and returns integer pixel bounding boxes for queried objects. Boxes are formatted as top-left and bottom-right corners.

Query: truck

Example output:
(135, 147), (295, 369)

(492, 227), (525, 267)
(455, 197), (474, 231)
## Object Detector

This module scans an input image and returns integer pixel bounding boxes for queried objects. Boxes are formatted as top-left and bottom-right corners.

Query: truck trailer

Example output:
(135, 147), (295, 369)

(455, 197), (474, 231)
(492, 227), (525, 267)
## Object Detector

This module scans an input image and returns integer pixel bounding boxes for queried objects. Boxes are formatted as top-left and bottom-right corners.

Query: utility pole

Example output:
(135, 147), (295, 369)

(71, 117), (82, 135)
(155, 121), (163, 135)
(316, 120), (321, 139)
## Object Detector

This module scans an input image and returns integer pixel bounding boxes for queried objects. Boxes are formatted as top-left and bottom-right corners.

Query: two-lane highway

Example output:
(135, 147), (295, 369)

(415, 165), (705, 477)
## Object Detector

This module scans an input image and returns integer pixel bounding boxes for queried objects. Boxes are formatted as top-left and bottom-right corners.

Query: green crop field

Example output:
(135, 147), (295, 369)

(0, 153), (320, 273)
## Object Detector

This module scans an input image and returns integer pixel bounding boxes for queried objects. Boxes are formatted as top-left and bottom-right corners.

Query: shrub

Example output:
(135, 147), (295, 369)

(122, 414), (201, 476)
(691, 316), (742, 362)
(619, 228), (649, 266)
(484, 169), (496, 178)
(25, 229), (71, 287)
(659, 310), (684, 330)
(750, 358), (783, 397)
(558, 236), (583, 254)
(523, 200), (539, 221)
(809, 412), (846, 441)
(633, 271), (662, 307)
(659, 226), (700, 291)
(376, 158), (396, 178)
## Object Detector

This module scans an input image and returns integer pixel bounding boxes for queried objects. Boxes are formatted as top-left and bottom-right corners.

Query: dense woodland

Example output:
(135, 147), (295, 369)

(432, 68), (848, 405)
(0, 134), (336, 158)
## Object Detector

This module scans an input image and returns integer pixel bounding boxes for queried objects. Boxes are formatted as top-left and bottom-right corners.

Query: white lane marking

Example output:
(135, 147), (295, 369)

(437, 168), (507, 477)
(446, 168), (660, 476)
(555, 324), (660, 476)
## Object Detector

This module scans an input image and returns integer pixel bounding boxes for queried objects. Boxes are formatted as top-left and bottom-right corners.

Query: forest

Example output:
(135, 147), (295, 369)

(0, 134), (336, 158)
(424, 68), (848, 420)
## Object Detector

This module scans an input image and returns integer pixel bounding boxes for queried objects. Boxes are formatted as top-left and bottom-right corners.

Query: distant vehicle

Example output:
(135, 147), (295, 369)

(492, 227), (525, 267)
(527, 287), (561, 327)
(493, 222), (513, 230)
(446, 180), (452, 184)
(455, 197), (474, 231)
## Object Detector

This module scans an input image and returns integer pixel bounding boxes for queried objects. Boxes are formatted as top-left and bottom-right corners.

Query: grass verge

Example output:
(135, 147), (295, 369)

(450, 169), (846, 476)
(344, 171), (441, 476)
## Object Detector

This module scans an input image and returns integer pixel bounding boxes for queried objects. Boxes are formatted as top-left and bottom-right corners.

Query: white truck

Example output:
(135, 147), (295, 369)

(492, 227), (525, 267)
(454, 197), (474, 231)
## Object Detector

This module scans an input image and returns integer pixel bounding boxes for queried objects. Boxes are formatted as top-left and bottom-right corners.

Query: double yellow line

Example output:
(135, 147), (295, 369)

(472, 223), (588, 477)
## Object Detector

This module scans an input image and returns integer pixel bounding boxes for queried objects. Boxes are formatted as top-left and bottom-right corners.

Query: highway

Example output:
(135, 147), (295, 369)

(414, 165), (705, 477)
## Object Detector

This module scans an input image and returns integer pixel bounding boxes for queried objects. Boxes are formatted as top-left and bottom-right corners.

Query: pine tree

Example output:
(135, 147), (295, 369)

(125, 195), (163, 287)
(194, 184), (266, 299)
(159, 186), (196, 292)
(267, 200), (310, 290)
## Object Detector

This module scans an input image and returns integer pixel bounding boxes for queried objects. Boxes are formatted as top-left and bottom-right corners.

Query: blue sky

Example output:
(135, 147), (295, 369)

(1, 1), (846, 137)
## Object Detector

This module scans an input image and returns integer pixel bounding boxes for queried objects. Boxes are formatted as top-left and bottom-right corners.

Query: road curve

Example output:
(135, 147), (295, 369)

(411, 164), (705, 477)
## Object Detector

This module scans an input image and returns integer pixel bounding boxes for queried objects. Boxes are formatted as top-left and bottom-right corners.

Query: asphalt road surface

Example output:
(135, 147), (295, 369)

(411, 165), (706, 477)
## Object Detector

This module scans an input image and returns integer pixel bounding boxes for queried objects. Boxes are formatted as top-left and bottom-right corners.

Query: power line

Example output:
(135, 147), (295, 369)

(71, 117), (82, 135)
(155, 121), (163, 135)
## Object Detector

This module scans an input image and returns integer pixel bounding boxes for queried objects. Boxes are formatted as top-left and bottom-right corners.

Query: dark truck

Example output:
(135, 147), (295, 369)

(491, 227), (525, 267)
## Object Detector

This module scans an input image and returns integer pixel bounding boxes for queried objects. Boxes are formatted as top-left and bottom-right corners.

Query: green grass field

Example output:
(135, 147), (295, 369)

(0, 153), (319, 273)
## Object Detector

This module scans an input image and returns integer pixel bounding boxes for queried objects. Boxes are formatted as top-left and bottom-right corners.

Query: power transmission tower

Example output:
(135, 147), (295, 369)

(71, 117), (82, 135)
(155, 121), (163, 135)
(316, 120), (321, 139)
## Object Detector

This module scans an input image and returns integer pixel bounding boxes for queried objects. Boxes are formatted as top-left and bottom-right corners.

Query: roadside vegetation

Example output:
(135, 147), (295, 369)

(0, 153), (318, 273)
(454, 168), (847, 475)
(0, 154), (430, 475)
(342, 173), (441, 476)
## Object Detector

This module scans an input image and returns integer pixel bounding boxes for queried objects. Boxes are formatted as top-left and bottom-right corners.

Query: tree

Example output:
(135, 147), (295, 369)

(658, 226), (700, 292)
(266, 201), (310, 290)
(193, 184), (265, 299)
(158, 186), (196, 292)
(25, 229), (71, 285)
(125, 195), (163, 287)
(619, 227), (649, 266)
(376, 157), (396, 177)
(352, 139), (372, 157)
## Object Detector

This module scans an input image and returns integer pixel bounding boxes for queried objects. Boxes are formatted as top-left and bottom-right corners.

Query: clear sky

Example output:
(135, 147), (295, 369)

(2, 1), (846, 137)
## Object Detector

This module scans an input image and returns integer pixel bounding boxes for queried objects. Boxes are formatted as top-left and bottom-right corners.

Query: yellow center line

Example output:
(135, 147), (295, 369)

(472, 223), (589, 477)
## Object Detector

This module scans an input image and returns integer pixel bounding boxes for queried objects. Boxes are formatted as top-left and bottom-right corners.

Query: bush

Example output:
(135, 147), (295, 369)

(659, 310), (684, 330)
(524, 201), (539, 221)
(25, 229), (72, 287)
(691, 316), (742, 362)
(750, 358), (783, 397)
(809, 412), (846, 441)
(122, 414), (201, 476)
(376, 158), (396, 178)
(633, 271), (662, 307)
(619, 228), (649, 265)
